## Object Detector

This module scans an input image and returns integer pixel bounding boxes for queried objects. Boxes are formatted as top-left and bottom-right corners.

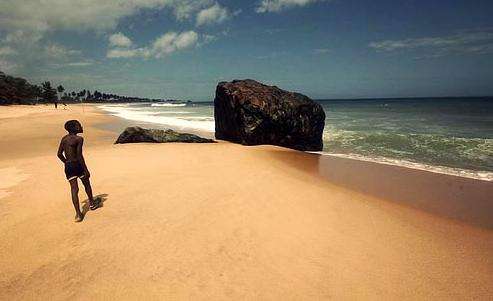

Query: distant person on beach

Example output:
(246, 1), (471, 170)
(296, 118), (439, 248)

(57, 120), (98, 222)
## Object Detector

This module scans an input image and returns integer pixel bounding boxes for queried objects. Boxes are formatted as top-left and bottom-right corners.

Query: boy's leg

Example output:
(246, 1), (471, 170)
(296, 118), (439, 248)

(69, 179), (83, 222)
(81, 177), (96, 209)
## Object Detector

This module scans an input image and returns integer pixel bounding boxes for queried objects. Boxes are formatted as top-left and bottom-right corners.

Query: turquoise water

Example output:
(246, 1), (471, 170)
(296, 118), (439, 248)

(99, 97), (493, 177)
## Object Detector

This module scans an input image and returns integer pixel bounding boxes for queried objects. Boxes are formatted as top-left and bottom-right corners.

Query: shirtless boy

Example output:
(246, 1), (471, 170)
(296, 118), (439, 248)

(57, 120), (98, 222)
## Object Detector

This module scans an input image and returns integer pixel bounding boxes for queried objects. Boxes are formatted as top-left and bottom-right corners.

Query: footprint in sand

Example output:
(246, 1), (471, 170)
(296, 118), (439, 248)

(0, 167), (28, 199)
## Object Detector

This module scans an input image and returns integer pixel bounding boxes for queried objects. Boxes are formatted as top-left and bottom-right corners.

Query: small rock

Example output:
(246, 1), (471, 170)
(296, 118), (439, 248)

(115, 126), (215, 144)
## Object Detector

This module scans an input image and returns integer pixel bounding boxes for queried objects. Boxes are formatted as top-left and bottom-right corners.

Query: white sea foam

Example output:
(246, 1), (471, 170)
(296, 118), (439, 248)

(176, 116), (214, 121)
(151, 103), (187, 107)
(158, 111), (192, 114)
(99, 104), (214, 132)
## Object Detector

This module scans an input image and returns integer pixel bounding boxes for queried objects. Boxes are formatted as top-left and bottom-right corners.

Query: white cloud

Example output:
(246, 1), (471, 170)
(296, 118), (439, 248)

(256, 0), (326, 13)
(196, 3), (230, 26)
(0, 0), (217, 49)
(171, 0), (215, 20)
(107, 48), (151, 59)
(150, 31), (199, 57)
(0, 0), (231, 72)
(202, 34), (217, 44)
(4, 30), (43, 46)
(45, 44), (81, 58)
(107, 31), (200, 59)
(0, 42), (82, 73)
(65, 61), (94, 67)
(0, 0), (214, 35)
(109, 33), (133, 48)
(49, 60), (96, 69)
(369, 29), (493, 57)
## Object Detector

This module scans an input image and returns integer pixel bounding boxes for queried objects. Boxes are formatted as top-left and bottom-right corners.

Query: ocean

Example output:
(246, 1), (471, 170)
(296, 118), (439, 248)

(99, 97), (493, 180)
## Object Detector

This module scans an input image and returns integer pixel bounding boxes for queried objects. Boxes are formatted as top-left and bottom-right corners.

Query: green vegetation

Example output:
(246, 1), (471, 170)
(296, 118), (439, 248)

(0, 70), (163, 105)
(0, 71), (41, 105)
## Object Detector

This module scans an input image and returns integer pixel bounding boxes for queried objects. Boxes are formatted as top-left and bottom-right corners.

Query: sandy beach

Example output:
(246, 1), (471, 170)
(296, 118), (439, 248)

(0, 104), (492, 300)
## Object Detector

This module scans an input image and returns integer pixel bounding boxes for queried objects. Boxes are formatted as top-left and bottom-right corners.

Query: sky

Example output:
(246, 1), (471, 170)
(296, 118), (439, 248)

(1, 0), (493, 100)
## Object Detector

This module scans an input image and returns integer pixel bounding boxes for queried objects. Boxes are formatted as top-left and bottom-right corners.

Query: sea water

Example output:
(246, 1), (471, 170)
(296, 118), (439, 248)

(99, 97), (493, 180)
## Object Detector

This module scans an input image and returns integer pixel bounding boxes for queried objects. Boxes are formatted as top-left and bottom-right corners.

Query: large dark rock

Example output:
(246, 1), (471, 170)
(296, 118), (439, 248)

(214, 79), (325, 151)
(115, 126), (215, 144)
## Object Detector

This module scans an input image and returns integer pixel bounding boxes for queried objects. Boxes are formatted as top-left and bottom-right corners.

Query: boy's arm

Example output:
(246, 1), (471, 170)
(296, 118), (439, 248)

(57, 140), (66, 163)
(76, 137), (90, 177)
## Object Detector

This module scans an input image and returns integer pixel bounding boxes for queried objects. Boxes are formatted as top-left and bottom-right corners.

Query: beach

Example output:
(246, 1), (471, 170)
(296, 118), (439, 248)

(0, 104), (492, 300)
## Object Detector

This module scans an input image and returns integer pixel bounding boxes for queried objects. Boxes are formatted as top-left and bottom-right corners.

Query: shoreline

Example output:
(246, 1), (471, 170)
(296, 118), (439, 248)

(95, 105), (493, 229)
(96, 103), (493, 182)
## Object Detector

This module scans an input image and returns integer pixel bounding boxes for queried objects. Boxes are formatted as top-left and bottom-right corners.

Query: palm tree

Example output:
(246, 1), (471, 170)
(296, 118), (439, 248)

(56, 85), (65, 100)
(41, 81), (57, 103)
(32, 85), (42, 103)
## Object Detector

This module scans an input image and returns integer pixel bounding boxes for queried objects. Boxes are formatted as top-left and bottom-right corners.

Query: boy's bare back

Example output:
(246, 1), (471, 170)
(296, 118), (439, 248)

(57, 120), (90, 180)
(59, 134), (83, 162)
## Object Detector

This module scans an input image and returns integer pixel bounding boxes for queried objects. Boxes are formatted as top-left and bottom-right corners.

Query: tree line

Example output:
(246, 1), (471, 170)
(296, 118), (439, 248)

(1, 71), (161, 105)
(41, 81), (159, 103)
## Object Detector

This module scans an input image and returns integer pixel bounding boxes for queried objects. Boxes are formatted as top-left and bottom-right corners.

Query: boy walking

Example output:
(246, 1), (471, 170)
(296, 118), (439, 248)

(57, 120), (98, 222)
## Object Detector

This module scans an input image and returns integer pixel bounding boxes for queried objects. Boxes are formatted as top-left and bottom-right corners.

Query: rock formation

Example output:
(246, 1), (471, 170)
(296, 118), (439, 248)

(214, 79), (325, 151)
(115, 127), (215, 144)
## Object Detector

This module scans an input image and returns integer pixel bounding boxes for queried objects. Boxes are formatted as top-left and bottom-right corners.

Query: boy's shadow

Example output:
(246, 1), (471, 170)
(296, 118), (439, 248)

(81, 194), (109, 215)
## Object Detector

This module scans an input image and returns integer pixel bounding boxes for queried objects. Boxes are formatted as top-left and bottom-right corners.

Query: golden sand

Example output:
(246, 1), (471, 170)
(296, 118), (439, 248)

(0, 105), (492, 300)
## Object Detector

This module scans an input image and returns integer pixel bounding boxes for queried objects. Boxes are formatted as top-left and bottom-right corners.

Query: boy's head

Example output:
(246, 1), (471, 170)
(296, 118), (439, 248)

(64, 120), (83, 134)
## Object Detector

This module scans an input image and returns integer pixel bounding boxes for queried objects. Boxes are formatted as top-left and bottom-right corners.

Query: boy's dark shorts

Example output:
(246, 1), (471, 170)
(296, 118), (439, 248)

(65, 161), (86, 181)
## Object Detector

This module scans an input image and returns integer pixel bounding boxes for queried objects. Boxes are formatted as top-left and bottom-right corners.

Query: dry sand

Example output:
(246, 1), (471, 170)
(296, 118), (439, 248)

(0, 104), (492, 300)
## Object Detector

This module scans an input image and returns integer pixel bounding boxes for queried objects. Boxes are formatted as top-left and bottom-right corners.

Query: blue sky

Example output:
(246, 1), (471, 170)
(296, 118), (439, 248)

(1, 0), (493, 100)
